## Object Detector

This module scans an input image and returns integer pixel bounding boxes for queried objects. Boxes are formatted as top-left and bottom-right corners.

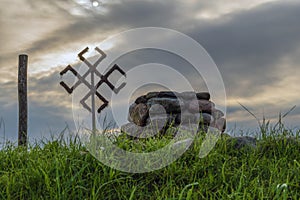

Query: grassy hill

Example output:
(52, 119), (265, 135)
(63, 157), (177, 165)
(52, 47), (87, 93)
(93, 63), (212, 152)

(0, 125), (299, 200)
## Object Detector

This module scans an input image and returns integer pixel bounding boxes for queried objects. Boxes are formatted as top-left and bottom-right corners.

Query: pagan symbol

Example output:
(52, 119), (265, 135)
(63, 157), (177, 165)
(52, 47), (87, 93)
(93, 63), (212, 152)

(59, 47), (126, 130)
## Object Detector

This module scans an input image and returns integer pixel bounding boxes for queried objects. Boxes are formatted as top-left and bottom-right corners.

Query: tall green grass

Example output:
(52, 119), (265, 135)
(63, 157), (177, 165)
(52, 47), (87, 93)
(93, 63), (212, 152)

(0, 122), (299, 199)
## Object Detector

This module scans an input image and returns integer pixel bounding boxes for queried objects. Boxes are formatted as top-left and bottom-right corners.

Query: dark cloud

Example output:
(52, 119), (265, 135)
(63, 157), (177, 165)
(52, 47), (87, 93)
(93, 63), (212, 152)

(20, 0), (184, 56)
(104, 0), (182, 27)
(186, 0), (300, 97)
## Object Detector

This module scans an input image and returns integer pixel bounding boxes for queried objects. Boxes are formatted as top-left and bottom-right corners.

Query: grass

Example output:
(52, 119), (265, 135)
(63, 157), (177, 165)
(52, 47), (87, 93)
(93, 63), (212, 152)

(0, 125), (299, 200)
(1, 106), (300, 200)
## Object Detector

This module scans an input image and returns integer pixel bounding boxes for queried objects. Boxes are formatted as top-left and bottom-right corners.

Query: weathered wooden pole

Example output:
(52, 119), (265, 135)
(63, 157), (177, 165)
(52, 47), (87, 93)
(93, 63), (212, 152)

(18, 54), (28, 147)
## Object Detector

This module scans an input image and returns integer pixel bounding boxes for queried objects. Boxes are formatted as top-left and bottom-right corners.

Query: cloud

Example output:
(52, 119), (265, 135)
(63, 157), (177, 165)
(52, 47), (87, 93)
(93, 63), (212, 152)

(1, 0), (300, 138)
(183, 1), (300, 100)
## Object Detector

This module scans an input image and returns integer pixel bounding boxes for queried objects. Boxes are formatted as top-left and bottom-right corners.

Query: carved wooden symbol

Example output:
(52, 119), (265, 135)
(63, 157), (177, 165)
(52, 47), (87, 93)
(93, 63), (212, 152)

(60, 47), (126, 115)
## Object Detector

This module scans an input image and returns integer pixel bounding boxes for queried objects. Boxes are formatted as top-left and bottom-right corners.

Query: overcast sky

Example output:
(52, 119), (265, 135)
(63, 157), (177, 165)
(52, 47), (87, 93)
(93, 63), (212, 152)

(0, 0), (299, 143)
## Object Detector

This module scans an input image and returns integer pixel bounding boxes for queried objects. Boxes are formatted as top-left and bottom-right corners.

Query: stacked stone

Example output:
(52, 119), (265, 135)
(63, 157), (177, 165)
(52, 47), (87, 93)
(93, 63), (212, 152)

(121, 91), (226, 137)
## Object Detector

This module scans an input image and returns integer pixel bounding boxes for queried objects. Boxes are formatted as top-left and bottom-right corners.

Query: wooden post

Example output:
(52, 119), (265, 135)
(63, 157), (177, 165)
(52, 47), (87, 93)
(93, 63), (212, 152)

(18, 54), (28, 147)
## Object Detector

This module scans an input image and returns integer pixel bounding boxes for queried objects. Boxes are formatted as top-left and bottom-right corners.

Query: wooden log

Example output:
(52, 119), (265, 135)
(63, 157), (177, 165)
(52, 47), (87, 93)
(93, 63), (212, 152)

(18, 54), (28, 147)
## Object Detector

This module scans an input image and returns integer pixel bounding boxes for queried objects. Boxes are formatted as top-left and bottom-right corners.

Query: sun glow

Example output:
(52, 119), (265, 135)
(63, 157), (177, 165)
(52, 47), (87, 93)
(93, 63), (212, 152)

(92, 1), (99, 7)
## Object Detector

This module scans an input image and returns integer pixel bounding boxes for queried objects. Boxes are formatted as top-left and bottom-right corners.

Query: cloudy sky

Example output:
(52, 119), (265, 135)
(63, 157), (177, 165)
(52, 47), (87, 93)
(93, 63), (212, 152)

(0, 0), (299, 143)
